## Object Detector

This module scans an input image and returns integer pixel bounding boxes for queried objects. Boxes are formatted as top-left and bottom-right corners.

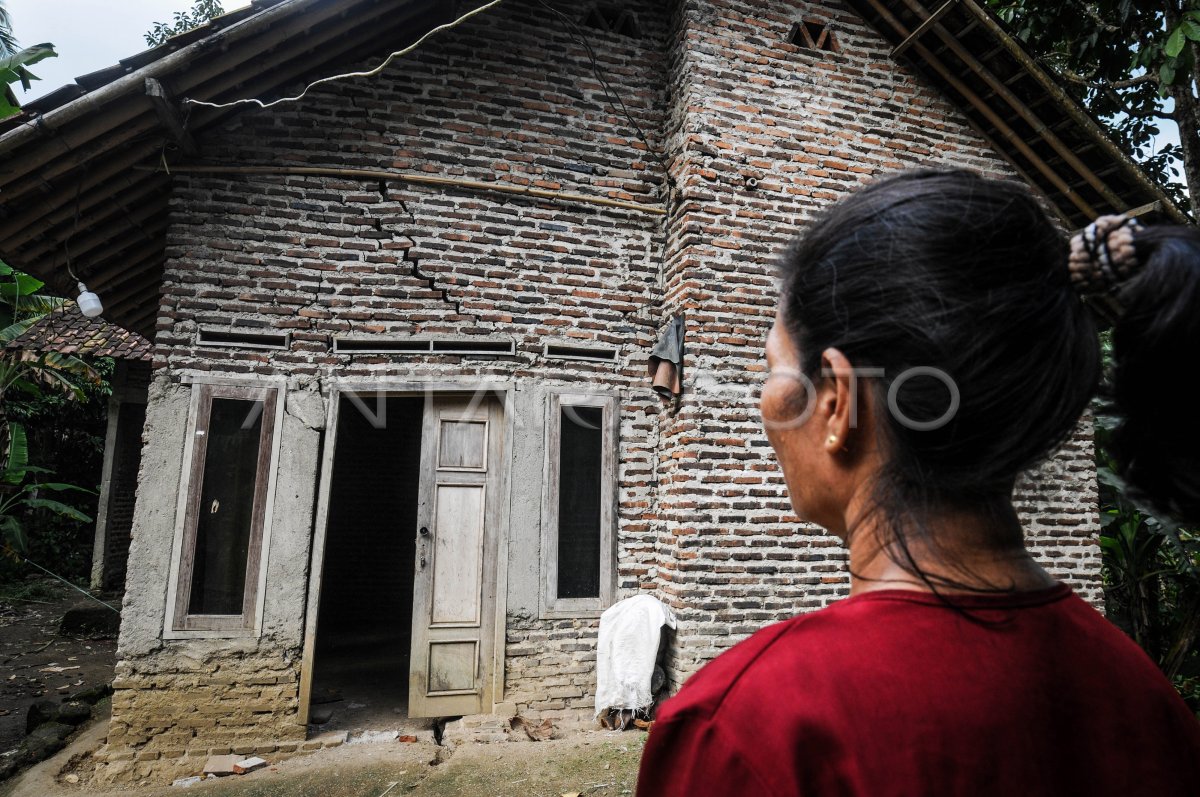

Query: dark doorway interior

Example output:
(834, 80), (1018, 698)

(310, 396), (423, 731)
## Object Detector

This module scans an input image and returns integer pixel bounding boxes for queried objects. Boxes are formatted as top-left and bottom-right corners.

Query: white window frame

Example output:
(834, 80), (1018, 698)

(540, 391), (618, 618)
(163, 380), (285, 639)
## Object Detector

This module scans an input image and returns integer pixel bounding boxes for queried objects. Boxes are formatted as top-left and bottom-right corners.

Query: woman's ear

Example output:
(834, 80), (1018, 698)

(819, 347), (866, 455)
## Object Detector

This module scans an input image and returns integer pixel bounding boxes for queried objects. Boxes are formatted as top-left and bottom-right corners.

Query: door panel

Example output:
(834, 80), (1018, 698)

(438, 419), (488, 470)
(409, 394), (503, 718)
(430, 484), (484, 626)
(428, 640), (479, 694)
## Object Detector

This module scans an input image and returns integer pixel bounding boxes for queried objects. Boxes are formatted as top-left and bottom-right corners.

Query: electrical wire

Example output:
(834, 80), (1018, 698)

(531, 0), (672, 183)
(183, 0), (506, 111)
(24, 558), (119, 613)
(62, 164), (88, 284)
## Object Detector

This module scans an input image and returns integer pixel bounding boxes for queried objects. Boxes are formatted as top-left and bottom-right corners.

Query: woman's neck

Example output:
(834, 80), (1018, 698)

(842, 502), (1058, 597)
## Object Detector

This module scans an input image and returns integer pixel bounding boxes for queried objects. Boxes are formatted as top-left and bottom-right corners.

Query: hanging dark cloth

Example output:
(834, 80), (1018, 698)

(648, 314), (685, 398)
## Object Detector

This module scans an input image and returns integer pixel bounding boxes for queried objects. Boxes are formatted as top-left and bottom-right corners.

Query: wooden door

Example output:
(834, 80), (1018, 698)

(408, 394), (504, 717)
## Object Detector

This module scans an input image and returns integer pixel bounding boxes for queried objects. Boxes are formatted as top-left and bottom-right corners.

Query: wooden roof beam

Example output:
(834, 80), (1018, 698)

(84, 271), (163, 329)
(0, 94), (155, 190)
(32, 233), (164, 301)
(894, 0), (1129, 212)
(863, 0), (1098, 217)
(956, 0), (1186, 222)
(0, 141), (161, 244)
(959, 116), (1076, 229)
(18, 197), (164, 264)
(891, 0), (957, 58)
(125, 302), (162, 337)
(0, 0), (349, 155)
(953, 18), (981, 38)
(0, 0), (399, 201)
(107, 276), (164, 320)
(103, 264), (166, 310)
(1026, 94), (1054, 111)
(183, 0), (433, 131)
(5, 0), (418, 223)
(80, 236), (166, 290)
(145, 78), (199, 158)
(0, 108), (159, 206)
(1, 173), (167, 252)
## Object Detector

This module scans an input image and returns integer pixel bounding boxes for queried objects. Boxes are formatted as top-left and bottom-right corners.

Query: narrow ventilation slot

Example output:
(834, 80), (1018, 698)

(333, 337), (515, 356)
(544, 343), (618, 363)
(789, 20), (839, 53)
(583, 6), (640, 37)
(197, 328), (290, 350)
(432, 339), (515, 355)
(334, 338), (429, 353)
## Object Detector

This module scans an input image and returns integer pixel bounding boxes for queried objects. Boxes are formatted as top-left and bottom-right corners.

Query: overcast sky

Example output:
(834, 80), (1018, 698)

(6, 0), (250, 101)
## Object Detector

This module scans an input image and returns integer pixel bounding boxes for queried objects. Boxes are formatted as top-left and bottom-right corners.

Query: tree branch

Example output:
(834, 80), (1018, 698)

(1082, 4), (1121, 34)
(1056, 66), (1160, 90)
(1100, 84), (1175, 120)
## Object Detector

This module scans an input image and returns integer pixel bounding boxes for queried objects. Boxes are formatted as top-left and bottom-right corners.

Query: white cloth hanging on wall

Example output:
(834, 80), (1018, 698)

(594, 594), (677, 717)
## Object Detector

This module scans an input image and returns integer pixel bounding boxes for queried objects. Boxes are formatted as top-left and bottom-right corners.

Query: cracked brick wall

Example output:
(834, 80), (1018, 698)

(105, 0), (1103, 779)
(653, 0), (1102, 688)
(106, 0), (672, 779)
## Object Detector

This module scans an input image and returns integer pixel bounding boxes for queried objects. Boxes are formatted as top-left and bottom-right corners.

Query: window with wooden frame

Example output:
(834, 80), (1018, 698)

(542, 392), (618, 616)
(170, 384), (280, 633)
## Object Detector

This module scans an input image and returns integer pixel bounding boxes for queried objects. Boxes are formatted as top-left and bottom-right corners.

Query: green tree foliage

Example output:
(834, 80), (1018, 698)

(0, 0), (57, 120)
(989, 0), (1200, 208)
(0, 42), (56, 120)
(0, 259), (102, 567)
(0, 0), (18, 56)
(145, 0), (225, 47)
(6, 357), (110, 581)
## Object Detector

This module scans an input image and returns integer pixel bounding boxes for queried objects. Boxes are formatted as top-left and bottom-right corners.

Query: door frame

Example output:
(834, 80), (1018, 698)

(296, 380), (515, 727)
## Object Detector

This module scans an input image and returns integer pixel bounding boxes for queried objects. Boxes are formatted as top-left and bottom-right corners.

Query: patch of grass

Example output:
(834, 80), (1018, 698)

(0, 577), (66, 606)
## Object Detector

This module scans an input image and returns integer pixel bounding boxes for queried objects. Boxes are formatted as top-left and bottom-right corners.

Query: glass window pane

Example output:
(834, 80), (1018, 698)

(557, 405), (603, 599)
(188, 397), (264, 615)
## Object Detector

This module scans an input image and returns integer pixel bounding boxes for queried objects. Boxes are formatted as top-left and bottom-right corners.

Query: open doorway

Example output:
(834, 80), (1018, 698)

(309, 395), (424, 731)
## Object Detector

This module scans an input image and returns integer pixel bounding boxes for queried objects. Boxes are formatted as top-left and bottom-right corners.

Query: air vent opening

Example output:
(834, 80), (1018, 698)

(583, 5), (640, 37)
(333, 336), (516, 357)
(544, 343), (618, 363)
(789, 20), (839, 53)
(432, 339), (514, 355)
(335, 338), (428, 353)
(197, 328), (290, 350)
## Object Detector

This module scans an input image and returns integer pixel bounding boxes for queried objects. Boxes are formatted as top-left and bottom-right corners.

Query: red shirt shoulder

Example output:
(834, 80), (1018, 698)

(637, 584), (1200, 797)
(656, 612), (804, 722)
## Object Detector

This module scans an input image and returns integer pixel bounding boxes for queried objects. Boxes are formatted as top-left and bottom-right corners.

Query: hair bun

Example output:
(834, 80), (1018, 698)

(1068, 215), (1143, 298)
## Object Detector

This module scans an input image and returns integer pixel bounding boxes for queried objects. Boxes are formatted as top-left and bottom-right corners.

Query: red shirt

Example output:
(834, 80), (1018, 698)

(637, 583), (1200, 796)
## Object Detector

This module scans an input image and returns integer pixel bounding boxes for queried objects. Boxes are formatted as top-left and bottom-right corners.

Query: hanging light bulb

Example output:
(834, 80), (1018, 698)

(76, 281), (103, 318)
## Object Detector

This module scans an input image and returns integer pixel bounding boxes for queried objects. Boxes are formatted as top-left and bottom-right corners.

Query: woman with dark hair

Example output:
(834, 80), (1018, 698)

(636, 170), (1200, 796)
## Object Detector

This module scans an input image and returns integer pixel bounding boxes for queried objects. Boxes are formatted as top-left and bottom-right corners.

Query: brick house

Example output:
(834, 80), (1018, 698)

(0, 0), (1181, 782)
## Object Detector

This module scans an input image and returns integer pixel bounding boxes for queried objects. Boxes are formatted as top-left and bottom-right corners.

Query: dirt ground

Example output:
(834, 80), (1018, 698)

(4, 720), (647, 797)
(0, 581), (118, 758)
(0, 581), (648, 797)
